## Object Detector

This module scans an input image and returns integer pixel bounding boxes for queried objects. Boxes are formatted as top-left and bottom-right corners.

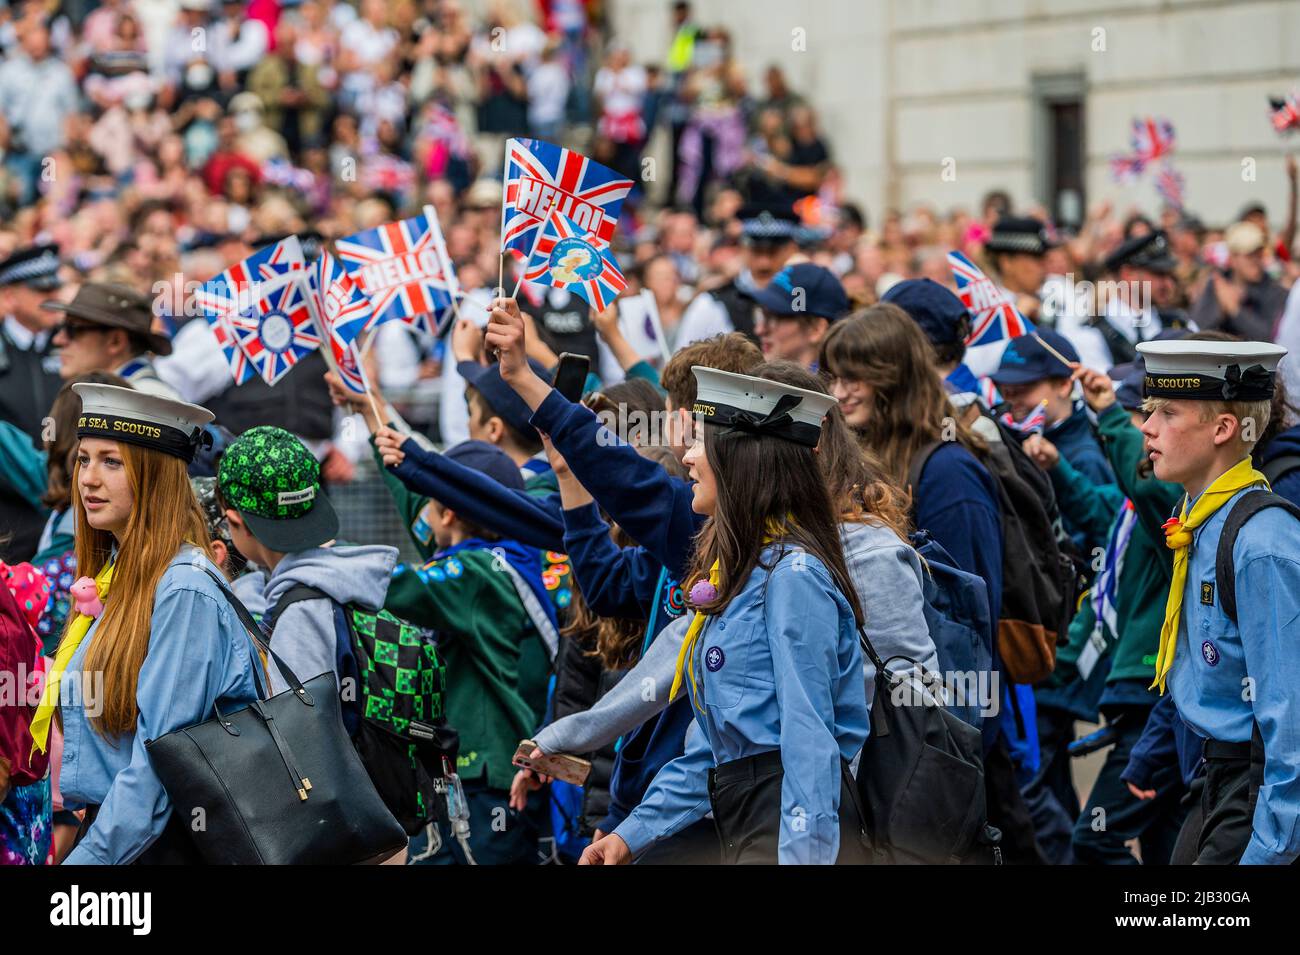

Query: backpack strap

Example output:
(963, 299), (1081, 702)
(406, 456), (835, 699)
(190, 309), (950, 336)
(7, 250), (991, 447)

(907, 439), (943, 501)
(1261, 454), (1300, 487)
(265, 583), (329, 631)
(1215, 490), (1300, 624)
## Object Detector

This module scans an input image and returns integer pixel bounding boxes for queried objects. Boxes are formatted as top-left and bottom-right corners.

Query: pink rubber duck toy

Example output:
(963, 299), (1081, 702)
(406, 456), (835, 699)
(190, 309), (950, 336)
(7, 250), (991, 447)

(70, 576), (104, 618)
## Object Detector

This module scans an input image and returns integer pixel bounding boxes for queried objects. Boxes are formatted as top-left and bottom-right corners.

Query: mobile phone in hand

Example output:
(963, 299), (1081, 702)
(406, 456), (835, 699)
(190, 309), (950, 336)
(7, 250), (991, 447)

(552, 352), (591, 403)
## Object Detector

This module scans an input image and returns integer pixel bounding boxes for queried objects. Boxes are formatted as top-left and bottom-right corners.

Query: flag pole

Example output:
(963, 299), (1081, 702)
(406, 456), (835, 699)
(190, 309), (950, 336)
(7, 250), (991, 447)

(1032, 331), (1075, 369)
(497, 141), (511, 302)
(510, 194), (558, 301)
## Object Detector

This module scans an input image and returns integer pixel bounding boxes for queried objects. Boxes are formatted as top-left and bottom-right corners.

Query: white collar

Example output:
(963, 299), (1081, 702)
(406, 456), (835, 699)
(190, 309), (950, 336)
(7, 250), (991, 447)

(3, 315), (49, 351)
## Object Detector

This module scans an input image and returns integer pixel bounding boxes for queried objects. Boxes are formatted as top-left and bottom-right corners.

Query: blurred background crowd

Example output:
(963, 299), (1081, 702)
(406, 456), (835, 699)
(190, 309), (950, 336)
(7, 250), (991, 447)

(1, 0), (1298, 483)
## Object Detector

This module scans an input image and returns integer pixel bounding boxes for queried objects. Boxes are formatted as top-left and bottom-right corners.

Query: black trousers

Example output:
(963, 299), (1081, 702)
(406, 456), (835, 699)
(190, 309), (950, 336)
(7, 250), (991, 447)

(983, 736), (1048, 864)
(706, 750), (868, 865)
(1196, 737), (1258, 864)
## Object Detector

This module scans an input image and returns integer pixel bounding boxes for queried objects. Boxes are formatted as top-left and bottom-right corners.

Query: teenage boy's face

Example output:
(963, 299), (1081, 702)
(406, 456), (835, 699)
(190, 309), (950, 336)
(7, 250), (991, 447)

(1139, 400), (1219, 486)
(998, 377), (1070, 425)
(682, 433), (717, 516)
(754, 311), (827, 366)
(76, 438), (134, 536)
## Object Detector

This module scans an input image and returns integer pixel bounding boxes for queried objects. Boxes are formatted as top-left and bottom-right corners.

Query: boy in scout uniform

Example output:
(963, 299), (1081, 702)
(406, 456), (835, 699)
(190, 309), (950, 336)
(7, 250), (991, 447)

(1137, 338), (1300, 864)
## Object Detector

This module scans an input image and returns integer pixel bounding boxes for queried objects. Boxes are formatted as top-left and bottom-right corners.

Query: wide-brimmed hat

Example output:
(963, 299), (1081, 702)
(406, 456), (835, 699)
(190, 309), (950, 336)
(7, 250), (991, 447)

(43, 282), (172, 356)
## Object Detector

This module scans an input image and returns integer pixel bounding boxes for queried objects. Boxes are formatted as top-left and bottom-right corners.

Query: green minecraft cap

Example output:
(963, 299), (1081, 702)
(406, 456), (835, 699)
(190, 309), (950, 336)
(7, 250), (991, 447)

(218, 426), (338, 552)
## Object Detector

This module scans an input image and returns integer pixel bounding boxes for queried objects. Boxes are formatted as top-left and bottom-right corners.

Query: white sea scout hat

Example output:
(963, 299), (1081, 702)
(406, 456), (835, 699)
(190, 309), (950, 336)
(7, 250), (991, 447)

(1136, 340), (1287, 402)
(690, 366), (836, 447)
(73, 382), (215, 462)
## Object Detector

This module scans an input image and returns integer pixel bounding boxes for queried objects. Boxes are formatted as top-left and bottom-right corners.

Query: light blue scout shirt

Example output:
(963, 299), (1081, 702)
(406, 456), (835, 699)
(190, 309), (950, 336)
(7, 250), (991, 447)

(1169, 482), (1300, 865)
(60, 550), (262, 864)
(614, 547), (869, 864)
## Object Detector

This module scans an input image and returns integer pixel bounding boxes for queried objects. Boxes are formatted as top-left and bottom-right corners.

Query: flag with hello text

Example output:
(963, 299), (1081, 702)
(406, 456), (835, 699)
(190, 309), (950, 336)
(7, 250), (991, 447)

(501, 138), (633, 258)
(314, 249), (376, 394)
(334, 214), (454, 334)
(948, 250), (1034, 348)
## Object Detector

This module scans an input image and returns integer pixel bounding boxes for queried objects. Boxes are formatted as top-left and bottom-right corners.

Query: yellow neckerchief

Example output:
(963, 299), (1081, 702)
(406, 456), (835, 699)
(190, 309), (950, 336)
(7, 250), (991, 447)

(670, 519), (789, 711)
(670, 560), (719, 710)
(1151, 457), (1268, 694)
(30, 560), (114, 755)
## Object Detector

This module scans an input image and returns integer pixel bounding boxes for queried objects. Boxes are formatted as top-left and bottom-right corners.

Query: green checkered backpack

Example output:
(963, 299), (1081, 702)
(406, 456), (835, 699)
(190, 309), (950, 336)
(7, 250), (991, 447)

(268, 585), (459, 836)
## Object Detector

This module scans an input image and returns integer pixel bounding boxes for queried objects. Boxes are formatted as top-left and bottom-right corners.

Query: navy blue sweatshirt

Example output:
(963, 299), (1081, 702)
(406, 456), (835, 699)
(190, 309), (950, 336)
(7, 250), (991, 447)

(530, 389), (704, 580)
(1121, 692), (1204, 791)
(1260, 423), (1300, 505)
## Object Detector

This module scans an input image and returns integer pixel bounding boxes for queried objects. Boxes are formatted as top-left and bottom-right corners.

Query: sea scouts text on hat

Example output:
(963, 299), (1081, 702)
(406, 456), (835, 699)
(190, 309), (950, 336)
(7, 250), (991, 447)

(1136, 340), (1287, 401)
(73, 383), (214, 462)
(690, 365), (836, 447)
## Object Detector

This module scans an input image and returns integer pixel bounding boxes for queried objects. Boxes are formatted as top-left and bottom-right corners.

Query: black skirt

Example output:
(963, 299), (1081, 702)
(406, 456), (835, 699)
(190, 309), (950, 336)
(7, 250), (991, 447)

(707, 749), (868, 865)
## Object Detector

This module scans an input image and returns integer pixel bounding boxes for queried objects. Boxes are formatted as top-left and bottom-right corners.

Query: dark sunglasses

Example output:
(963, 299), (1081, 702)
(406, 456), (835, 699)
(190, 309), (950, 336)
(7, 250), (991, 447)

(55, 320), (111, 339)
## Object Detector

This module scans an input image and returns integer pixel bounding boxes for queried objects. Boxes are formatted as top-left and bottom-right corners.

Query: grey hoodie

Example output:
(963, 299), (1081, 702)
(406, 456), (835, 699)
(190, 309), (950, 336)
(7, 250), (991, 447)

(262, 544), (399, 694)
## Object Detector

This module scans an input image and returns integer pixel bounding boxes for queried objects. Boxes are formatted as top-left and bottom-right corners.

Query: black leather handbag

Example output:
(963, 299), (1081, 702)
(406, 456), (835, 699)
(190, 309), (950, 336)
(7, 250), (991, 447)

(144, 569), (408, 865)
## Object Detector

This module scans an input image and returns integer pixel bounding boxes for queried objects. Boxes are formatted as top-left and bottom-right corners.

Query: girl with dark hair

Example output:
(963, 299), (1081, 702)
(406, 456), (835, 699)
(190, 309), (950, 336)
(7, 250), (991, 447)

(582, 366), (870, 865)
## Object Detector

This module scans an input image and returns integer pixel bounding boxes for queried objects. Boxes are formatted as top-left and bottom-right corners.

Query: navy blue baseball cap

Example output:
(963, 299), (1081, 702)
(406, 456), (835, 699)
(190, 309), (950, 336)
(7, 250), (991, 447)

(1112, 358), (1147, 412)
(444, 439), (525, 491)
(744, 263), (849, 322)
(457, 357), (551, 437)
(881, 278), (969, 346)
(991, 329), (1080, 385)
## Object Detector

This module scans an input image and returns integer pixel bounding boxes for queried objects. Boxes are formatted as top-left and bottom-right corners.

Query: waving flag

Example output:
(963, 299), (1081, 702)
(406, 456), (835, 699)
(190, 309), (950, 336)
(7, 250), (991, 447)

(226, 273), (322, 386)
(195, 236), (306, 385)
(1109, 116), (1176, 181)
(1270, 93), (1300, 134)
(314, 250), (375, 394)
(948, 250), (1033, 347)
(1001, 400), (1047, 435)
(501, 138), (633, 258)
(522, 209), (627, 312)
(335, 213), (453, 334)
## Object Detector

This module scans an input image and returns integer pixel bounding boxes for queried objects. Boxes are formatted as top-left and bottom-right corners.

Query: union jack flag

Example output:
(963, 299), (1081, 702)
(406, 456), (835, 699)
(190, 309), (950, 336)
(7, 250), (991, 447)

(334, 214), (453, 334)
(501, 138), (633, 258)
(523, 209), (628, 313)
(210, 309), (254, 386)
(313, 250), (376, 394)
(1109, 117), (1176, 181)
(226, 273), (323, 386)
(1002, 400), (1047, 436)
(1270, 93), (1300, 134)
(948, 250), (1034, 348)
(195, 236), (306, 385)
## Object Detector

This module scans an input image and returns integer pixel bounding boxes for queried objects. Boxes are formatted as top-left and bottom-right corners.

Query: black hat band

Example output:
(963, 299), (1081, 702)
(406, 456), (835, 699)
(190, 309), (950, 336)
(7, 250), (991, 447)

(78, 413), (211, 462)
(692, 393), (820, 447)
(1142, 364), (1274, 402)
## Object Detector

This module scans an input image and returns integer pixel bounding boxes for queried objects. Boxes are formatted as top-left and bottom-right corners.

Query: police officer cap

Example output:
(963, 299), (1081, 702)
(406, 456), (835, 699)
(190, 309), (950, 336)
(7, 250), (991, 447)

(691, 366), (836, 447)
(881, 278), (969, 346)
(739, 205), (799, 243)
(1137, 340), (1287, 402)
(73, 382), (215, 462)
(0, 244), (61, 290)
(984, 216), (1058, 256)
(1104, 230), (1178, 275)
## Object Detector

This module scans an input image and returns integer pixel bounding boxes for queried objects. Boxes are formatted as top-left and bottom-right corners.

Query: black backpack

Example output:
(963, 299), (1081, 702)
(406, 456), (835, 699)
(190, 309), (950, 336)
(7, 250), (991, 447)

(909, 422), (1082, 686)
(1214, 490), (1300, 623)
(854, 627), (1002, 864)
(268, 585), (459, 835)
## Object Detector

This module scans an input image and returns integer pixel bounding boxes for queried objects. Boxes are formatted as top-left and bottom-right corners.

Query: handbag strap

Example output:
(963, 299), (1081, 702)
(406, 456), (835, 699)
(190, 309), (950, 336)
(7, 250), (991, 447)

(199, 567), (313, 702)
